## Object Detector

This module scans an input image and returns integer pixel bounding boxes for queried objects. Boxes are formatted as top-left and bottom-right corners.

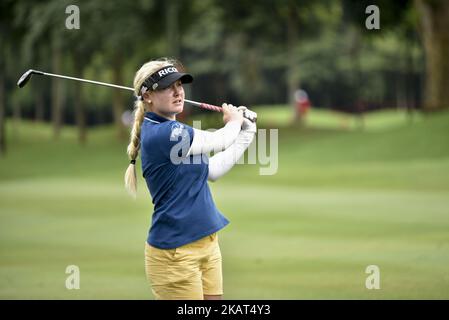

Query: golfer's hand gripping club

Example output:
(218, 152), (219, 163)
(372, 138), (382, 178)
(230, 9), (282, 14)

(237, 106), (257, 133)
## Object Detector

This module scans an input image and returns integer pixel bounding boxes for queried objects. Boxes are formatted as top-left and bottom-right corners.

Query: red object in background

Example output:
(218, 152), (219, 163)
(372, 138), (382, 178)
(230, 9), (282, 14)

(294, 89), (311, 116)
(297, 98), (311, 115)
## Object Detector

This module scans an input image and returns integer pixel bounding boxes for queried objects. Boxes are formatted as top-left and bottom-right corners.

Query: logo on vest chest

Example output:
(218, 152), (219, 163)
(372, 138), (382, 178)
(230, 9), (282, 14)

(170, 123), (186, 140)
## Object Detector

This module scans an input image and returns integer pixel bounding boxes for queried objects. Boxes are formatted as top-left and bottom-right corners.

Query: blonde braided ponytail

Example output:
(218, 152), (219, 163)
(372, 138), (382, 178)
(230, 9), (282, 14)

(124, 100), (146, 197)
(124, 58), (179, 197)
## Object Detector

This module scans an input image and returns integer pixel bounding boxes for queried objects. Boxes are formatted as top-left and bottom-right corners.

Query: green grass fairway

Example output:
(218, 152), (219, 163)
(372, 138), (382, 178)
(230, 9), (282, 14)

(1, 108), (449, 299)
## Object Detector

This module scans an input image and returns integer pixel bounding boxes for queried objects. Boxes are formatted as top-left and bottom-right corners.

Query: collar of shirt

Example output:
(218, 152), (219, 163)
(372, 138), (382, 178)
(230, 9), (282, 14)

(144, 111), (171, 124)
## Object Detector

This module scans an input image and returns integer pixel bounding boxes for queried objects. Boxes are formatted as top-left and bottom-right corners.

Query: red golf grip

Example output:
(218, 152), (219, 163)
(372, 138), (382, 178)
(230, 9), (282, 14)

(199, 102), (257, 122)
(184, 99), (256, 122)
(198, 103), (223, 112)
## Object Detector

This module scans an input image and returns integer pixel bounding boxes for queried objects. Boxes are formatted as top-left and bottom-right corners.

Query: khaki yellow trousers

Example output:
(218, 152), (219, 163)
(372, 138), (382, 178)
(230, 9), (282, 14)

(144, 233), (223, 300)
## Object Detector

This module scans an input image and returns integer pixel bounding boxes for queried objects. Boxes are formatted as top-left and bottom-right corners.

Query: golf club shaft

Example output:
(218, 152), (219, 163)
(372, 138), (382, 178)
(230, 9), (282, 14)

(41, 71), (134, 92)
(33, 71), (223, 113)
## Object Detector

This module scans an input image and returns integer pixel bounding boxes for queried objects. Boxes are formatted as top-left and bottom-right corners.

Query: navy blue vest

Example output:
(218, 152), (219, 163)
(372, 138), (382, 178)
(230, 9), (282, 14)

(140, 112), (229, 249)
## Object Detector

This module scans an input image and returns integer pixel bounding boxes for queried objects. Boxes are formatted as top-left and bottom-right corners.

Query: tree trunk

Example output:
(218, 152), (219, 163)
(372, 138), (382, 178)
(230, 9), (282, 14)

(34, 90), (45, 123)
(0, 70), (5, 156)
(13, 99), (21, 122)
(11, 97), (21, 141)
(52, 33), (63, 139)
(406, 40), (416, 123)
(73, 58), (87, 144)
(286, 1), (301, 123)
(415, 0), (449, 111)
(347, 26), (365, 130)
(396, 71), (407, 110)
(112, 55), (126, 140)
(166, 0), (180, 58)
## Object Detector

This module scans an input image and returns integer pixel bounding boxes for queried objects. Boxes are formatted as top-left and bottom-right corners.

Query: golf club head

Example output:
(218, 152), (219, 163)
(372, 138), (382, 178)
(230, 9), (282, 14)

(17, 69), (44, 88)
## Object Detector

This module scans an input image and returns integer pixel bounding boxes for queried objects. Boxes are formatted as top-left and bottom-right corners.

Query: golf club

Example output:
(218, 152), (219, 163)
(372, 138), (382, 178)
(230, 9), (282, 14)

(17, 69), (257, 122)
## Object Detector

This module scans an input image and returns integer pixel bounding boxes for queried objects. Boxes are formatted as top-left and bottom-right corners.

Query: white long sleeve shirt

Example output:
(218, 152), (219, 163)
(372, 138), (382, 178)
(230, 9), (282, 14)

(187, 120), (256, 181)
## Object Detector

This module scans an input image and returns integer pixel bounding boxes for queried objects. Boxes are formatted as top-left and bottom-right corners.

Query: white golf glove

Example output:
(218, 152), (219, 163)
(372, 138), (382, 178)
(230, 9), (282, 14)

(237, 106), (257, 133)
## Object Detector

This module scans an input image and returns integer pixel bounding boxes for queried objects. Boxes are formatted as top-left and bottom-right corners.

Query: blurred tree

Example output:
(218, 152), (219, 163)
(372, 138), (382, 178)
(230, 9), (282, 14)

(0, 61), (4, 156)
(415, 0), (449, 111)
(3, 0), (435, 136)
(343, 0), (449, 112)
(51, 28), (64, 139)
(216, 0), (326, 123)
(14, 0), (171, 142)
(1, 0), (30, 155)
(166, 0), (180, 58)
(18, 0), (69, 139)
(14, 1), (50, 124)
(96, 0), (167, 140)
(284, 0), (302, 122)
(62, 0), (108, 144)
(341, 0), (423, 116)
(71, 58), (87, 144)
(182, 0), (229, 104)
(0, 2), (8, 155)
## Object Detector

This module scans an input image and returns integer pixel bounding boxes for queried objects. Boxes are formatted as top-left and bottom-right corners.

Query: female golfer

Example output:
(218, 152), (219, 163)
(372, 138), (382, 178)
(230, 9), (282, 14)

(124, 58), (256, 300)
